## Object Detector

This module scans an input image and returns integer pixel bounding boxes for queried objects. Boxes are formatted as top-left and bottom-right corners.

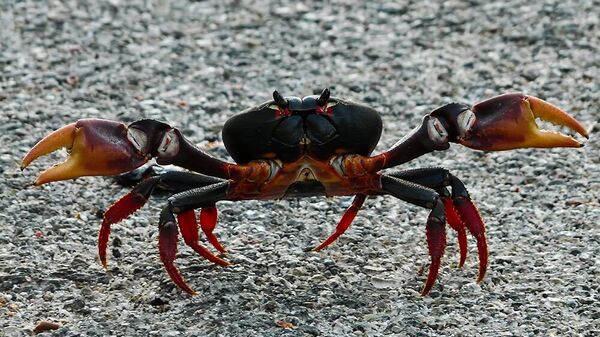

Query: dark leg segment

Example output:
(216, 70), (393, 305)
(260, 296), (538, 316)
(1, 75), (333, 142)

(313, 194), (367, 251)
(380, 175), (446, 295)
(99, 171), (223, 267)
(389, 168), (487, 281)
(158, 181), (230, 294)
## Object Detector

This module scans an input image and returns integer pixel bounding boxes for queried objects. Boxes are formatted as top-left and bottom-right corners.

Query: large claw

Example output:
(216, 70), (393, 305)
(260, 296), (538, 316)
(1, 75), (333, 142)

(456, 93), (588, 151)
(21, 119), (150, 185)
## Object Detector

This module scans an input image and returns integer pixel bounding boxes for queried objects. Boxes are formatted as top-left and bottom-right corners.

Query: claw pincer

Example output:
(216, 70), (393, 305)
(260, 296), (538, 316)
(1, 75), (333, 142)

(21, 119), (149, 185)
(459, 93), (588, 150)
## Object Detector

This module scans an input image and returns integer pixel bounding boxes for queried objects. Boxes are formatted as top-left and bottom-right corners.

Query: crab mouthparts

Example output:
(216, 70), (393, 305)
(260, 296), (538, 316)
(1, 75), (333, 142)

(297, 167), (317, 182)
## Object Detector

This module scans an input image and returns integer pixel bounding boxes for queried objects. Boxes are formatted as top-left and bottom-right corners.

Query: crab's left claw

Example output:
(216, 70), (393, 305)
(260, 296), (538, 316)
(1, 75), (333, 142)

(21, 119), (152, 185)
(445, 93), (589, 151)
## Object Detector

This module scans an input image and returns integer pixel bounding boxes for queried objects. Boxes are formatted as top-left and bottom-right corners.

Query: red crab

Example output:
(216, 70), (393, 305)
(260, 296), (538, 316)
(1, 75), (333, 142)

(21, 89), (588, 295)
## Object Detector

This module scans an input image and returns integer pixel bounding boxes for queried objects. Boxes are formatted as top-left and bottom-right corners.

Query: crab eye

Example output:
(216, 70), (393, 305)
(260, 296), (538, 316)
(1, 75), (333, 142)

(157, 129), (180, 159)
(457, 109), (476, 137)
(427, 117), (449, 144)
(127, 127), (148, 153)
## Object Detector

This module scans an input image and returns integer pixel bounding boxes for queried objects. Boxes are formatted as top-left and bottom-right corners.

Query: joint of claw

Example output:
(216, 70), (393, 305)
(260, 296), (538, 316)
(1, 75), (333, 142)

(126, 127), (148, 154)
(157, 129), (180, 160)
(457, 109), (476, 137)
(427, 117), (449, 144)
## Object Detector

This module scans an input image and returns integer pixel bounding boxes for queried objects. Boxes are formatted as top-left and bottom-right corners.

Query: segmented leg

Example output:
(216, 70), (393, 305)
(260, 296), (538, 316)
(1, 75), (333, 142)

(453, 197), (487, 281)
(313, 194), (367, 251)
(177, 210), (229, 266)
(99, 171), (223, 267)
(159, 207), (196, 295)
(424, 215), (446, 296)
(158, 181), (230, 294)
(389, 168), (487, 280)
(442, 193), (468, 268)
(99, 176), (159, 267)
(200, 206), (226, 253)
(380, 175), (447, 295)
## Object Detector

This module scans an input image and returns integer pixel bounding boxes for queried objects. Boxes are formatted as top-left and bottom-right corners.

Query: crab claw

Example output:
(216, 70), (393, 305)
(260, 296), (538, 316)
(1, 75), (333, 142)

(456, 93), (588, 151)
(21, 119), (150, 185)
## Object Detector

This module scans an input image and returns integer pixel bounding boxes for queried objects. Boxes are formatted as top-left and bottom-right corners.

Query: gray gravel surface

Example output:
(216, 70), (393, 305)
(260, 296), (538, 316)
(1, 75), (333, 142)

(1, 0), (598, 336)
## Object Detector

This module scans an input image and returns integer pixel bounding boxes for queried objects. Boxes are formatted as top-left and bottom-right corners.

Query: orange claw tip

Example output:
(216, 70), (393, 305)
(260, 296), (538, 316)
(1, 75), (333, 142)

(526, 95), (589, 139)
(20, 123), (77, 171)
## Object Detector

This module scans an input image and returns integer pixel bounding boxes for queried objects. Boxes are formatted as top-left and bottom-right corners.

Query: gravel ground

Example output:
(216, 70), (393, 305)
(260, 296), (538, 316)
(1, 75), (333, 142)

(1, 0), (598, 336)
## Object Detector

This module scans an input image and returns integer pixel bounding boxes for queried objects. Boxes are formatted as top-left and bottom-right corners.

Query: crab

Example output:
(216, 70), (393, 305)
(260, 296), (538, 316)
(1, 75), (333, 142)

(21, 89), (588, 295)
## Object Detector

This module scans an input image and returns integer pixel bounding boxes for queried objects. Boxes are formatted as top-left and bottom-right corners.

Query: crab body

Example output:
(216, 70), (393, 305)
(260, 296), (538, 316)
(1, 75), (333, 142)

(223, 93), (382, 164)
(21, 89), (588, 295)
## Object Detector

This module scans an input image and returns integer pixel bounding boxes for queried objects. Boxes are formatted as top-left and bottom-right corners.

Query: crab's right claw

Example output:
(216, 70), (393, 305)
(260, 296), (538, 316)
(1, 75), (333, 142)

(453, 93), (589, 151)
(21, 119), (150, 185)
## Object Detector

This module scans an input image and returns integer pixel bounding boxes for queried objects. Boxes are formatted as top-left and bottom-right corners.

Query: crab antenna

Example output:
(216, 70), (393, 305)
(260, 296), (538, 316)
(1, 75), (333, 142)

(273, 90), (288, 108)
(316, 88), (330, 106)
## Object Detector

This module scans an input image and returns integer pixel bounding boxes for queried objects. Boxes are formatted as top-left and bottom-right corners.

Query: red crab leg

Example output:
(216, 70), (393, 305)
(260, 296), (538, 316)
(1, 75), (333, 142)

(313, 194), (367, 251)
(380, 175), (449, 295)
(98, 176), (160, 267)
(422, 217), (447, 296)
(453, 197), (487, 282)
(158, 213), (196, 295)
(442, 197), (468, 268)
(200, 206), (226, 253)
(177, 210), (230, 266)
(99, 191), (148, 267)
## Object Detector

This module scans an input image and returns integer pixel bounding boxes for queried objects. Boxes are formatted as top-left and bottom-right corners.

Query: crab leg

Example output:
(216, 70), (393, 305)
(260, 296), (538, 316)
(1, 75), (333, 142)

(380, 175), (447, 295)
(159, 207), (196, 295)
(452, 197), (487, 281)
(442, 196), (468, 268)
(99, 176), (159, 267)
(177, 210), (229, 266)
(388, 168), (489, 273)
(200, 206), (226, 253)
(313, 194), (367, 251)
(157, 181), (231, 293)
(98, 172), (224, 267)
(423, 215), (447, 296)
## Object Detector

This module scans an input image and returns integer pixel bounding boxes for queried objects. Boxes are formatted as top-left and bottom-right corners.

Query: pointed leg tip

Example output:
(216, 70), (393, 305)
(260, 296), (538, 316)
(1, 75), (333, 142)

(180, 285), (198, 295)
(476, 270), (487, 283)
